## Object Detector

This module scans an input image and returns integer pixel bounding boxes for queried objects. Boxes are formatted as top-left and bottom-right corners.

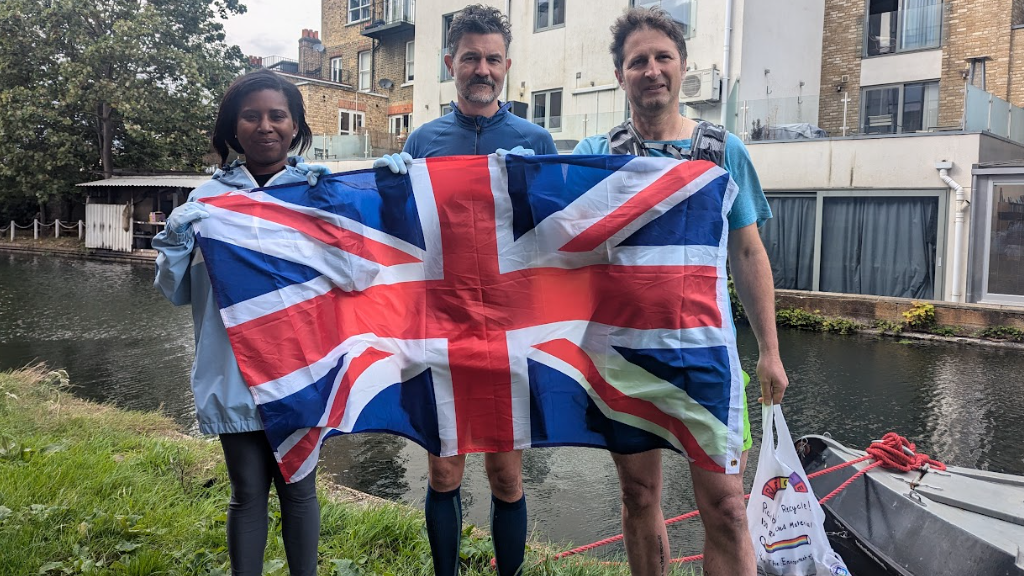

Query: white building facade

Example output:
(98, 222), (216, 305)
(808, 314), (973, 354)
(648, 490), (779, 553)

(410, 0), (825, 149)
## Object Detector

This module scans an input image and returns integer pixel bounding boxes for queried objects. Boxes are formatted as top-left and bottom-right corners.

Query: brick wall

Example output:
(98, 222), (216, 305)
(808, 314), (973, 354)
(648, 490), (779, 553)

(939, 0), (1015, 127)
(320, 0), (414, 134)
(1010, 28), (1024, 106)
(820, 0), (1024, 134)
(817, 0), (865, 136)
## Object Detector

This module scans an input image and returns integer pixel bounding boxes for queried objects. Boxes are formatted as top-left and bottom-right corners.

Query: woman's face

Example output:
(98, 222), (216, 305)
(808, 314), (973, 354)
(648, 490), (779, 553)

(235, 89), (297, 175)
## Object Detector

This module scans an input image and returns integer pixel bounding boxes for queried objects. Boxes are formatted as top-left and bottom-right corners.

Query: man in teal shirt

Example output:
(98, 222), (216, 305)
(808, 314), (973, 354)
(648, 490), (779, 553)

(573, 6), (789, 576)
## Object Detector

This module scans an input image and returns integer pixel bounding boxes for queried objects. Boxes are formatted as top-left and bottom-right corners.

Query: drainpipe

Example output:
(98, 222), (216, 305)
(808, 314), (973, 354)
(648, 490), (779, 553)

(937, 161), (968, 302)
(720, 0), (733, 126)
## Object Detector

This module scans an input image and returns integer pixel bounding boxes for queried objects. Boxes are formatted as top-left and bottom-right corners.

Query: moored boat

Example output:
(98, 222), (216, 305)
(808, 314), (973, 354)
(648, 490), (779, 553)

(797, 434), (1024, 576)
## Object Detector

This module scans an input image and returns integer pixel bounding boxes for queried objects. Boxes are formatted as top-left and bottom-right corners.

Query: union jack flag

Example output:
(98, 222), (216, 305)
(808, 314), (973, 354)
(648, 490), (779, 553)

(193, 154), (744, 483)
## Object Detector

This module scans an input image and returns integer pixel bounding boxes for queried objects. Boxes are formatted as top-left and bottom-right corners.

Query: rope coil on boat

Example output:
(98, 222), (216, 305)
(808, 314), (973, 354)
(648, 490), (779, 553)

(534, 433), (947, 567)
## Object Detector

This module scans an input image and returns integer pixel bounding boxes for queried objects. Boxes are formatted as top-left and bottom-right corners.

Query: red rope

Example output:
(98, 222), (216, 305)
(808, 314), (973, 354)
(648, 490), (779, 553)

(541, 433), (946, 566)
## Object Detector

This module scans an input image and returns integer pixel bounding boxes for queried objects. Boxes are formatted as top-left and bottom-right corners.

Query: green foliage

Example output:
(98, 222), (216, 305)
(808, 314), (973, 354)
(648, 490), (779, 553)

(0, 0), (248, 221)
(929, 325), (960, 337)
(975, 325), (1024, 342)
(727, 276), (745, 322)
(901, 301), (936, 330)
(821, 317), (862, 335)
(775, 308), (825, 330)
(873, 319), (905, 335)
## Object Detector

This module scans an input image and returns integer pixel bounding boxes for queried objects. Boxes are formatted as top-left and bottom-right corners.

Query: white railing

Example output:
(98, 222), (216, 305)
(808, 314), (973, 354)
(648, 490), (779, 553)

(0, 219), (84, 242)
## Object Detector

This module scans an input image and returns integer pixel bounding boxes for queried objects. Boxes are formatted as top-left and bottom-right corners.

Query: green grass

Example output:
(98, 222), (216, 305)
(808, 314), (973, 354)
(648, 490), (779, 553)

(0, 367), (698, 575)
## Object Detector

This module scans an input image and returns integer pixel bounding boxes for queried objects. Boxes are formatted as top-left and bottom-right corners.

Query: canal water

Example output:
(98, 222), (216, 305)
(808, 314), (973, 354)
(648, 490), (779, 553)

(2, 252), (1023, 563)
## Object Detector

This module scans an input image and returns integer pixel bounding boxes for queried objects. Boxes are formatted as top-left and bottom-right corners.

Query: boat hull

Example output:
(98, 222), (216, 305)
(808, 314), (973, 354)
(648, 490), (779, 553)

(797, 435), (1024, 576)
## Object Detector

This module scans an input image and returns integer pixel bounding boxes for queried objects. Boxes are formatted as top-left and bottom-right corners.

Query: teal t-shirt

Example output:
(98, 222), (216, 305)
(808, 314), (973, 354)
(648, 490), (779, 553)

(572, 132), (772, 230)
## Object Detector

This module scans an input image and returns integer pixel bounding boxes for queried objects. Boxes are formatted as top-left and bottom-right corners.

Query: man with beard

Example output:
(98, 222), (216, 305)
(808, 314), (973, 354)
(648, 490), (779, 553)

(372, 5), (555, 576)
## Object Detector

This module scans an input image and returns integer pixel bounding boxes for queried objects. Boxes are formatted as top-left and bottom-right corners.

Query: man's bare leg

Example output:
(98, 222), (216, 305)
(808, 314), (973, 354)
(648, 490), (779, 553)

(612, 450), (669, 576)
(691, 455), (754, 576)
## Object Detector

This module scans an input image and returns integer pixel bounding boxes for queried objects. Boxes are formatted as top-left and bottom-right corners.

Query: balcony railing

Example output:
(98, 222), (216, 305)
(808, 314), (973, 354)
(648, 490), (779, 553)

(250, 54), (351, 86)
(727, 85), (1024, 147)
(866, 1), (942, 57)
(362, 0), (415, 39)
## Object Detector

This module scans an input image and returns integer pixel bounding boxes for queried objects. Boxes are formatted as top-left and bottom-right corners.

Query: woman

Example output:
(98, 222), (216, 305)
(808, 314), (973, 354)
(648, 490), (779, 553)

(153, 69), (326, 576)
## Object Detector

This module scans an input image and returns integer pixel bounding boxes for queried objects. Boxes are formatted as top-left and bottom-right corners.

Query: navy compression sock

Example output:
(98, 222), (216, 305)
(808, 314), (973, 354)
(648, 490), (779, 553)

(425, 485), (462, 576)
(490, 493), (527, 576)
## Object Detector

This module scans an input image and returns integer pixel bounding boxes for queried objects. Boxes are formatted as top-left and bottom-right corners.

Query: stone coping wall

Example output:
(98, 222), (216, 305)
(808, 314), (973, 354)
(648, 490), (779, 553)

(775, 289), (1024, 331)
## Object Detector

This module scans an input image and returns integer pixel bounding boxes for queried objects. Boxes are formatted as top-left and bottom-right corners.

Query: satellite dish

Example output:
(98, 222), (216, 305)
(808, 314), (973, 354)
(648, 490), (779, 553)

(313, 43), (325, 53)
(379, 78), (394, 90)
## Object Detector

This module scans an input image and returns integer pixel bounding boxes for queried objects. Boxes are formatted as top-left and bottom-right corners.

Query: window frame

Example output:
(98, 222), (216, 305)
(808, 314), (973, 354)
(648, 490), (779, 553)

(863, 0), (943, 58)
(357, 50), (371, 92)
(534, 0), (566, 32)
(631, 0), (696, 39)
(531, 88), (563, 132)
(389, 113), (411, 134)
(763, 189), (946, 298)
(440, 12), (456, 82)
(330, 57), (344, 83)
(860, 80), (939, 135)
(405, 41), (415, 83)
(338, 109), (366, 135)
(348, 0), (371, 24)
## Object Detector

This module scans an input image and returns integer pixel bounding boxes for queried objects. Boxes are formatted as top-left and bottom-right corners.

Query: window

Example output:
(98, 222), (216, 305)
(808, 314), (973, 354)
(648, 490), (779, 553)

(634, 0), (696, 39)
(338, 109), (365, 135)
(762, 191), (944, 299)
(405, 41), (415, 83)
(358, 50), (371, 91)
(986, 184), (1024, 298)
(349, 0), (370, 23)
(330, 57), (344, 83)
(441, 103), (453, 116)
(389, 113), (411, 134)
(440, 13), (455, 82)
(861, 81), (939, 134)
(532, 89), (562, 131)
(866, 0), (942, 56)
(535, 0), (565, 31)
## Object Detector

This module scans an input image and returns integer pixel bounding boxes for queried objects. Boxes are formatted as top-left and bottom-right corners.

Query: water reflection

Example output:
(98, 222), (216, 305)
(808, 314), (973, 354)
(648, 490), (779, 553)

(2, 252), (1024, 553)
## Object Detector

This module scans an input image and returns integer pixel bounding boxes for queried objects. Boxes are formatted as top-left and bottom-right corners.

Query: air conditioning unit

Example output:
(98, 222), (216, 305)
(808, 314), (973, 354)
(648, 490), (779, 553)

(680, 67), (721, 104)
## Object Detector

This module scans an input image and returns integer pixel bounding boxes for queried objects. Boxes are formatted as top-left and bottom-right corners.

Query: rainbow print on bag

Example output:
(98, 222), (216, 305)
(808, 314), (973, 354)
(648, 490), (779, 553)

(760, 534), (811, 553)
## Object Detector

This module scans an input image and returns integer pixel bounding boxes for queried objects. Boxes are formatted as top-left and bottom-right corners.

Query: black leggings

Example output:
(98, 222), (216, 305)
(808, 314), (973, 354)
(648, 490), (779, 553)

(220, 431), (320, 576)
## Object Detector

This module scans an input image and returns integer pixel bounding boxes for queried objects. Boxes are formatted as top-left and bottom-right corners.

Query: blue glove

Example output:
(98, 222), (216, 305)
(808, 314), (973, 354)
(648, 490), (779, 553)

(166, 202), (210, 234)
(372, 152), (413, 175)
(296, 163), (331, 186)
(495, 146), (535, 158)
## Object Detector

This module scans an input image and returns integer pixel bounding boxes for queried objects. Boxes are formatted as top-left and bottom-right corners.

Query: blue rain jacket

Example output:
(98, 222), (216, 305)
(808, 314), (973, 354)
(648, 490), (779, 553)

(153, 158), (313, 435)
(403, 101), (558, 158)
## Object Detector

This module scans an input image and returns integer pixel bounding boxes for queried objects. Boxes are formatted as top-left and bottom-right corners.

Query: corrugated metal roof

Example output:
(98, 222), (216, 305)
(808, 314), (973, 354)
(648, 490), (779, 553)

(76, 175), (210, 188)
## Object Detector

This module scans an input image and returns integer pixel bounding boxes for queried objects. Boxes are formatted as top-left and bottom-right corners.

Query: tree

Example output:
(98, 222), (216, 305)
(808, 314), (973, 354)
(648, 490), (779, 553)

(0, 0), (248, 220)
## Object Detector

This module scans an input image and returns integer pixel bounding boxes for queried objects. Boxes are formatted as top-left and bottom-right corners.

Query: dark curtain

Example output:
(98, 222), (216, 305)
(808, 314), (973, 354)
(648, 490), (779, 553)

(760, 197), (816, 290)
(819, 196), (938, 298)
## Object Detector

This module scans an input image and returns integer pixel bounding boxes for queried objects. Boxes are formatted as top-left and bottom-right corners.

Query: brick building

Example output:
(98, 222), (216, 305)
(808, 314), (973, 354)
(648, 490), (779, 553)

(746, 0), (1024, 306)
(249, 0), (415, 158)
(818, 0), (1024, 137)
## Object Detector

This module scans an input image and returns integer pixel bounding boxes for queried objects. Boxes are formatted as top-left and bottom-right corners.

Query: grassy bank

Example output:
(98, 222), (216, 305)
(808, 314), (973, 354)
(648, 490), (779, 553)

(0, 367), (688, 576)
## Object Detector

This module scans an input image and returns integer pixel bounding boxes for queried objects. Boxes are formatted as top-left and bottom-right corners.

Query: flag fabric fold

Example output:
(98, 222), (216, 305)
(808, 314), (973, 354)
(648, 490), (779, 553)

(193, 154), (744, 483)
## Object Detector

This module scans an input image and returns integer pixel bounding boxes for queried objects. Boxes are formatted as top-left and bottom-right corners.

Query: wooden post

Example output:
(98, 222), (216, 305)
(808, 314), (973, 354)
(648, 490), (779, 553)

(55, 219), (60, 238)
(33, 219), (38, 240)
(79, 220), (83, 240)
(9, 221), (13, 241)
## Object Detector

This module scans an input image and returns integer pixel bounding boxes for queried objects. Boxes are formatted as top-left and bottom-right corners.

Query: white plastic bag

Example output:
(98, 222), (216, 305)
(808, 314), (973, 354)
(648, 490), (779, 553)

(747, 404), (850, 576)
